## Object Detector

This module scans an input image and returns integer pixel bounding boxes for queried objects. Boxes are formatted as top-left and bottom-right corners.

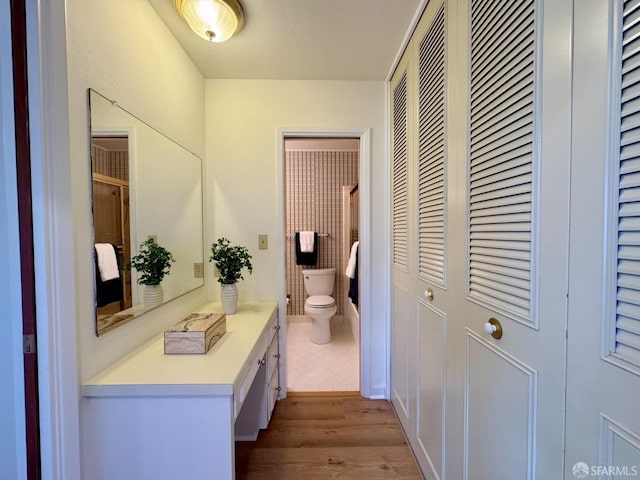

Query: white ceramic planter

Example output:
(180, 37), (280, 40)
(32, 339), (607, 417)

(144, 284), (163, 309)
(220, 283), (238, 314)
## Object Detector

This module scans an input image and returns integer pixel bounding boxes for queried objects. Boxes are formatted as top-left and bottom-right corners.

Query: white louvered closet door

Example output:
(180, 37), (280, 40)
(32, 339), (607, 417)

(390, 50), (415, 435)
(565, 0), (640, 474)
(411, 3), (450, 479)
(446, 0), (572, 478)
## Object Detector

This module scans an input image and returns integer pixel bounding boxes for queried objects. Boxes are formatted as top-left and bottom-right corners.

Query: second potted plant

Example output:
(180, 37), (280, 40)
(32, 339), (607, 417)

(209, 237), (253, 314)
(128, 238), (175, 309)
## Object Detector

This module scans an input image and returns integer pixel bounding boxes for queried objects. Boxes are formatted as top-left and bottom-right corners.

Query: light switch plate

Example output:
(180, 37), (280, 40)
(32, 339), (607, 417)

(258, 234), (268, 250)
(193, 262), (204, 278)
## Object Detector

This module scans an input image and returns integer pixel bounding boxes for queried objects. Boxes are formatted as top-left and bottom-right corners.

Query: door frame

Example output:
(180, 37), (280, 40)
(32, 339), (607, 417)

(276, 127), (373, 396)
(20, 0), (82, 478)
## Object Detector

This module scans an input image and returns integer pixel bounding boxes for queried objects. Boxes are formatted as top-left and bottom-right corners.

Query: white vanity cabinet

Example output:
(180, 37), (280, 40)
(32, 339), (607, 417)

(235, 324), (280, 439)
(82, 302), (279, 480)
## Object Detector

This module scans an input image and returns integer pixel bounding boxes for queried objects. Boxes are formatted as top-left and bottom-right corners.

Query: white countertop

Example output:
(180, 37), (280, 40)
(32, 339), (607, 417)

(82, 302), (278, 397)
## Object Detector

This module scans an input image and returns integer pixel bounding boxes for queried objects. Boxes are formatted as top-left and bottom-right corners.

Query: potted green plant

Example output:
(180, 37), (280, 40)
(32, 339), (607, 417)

(128, 238), (175, 309)
(209, 237), (253, 314)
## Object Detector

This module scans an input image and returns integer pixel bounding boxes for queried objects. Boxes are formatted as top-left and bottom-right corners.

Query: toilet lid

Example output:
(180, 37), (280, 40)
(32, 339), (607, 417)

(305, 295), (335, 308)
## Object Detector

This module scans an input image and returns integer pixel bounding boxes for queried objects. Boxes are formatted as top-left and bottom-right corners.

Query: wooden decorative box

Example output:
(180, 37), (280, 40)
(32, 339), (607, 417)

(164, 313), (226, 354)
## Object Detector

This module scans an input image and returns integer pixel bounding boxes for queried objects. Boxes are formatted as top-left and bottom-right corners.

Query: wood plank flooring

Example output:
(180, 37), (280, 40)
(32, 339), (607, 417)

(235, 395), (423, 480)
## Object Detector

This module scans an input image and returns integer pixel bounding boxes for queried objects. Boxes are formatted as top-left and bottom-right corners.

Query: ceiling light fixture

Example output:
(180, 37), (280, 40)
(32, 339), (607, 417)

(174, 0), (244, 43)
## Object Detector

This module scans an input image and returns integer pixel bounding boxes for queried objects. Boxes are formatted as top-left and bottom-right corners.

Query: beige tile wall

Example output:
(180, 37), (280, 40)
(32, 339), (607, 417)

(285, 146), (359, 315)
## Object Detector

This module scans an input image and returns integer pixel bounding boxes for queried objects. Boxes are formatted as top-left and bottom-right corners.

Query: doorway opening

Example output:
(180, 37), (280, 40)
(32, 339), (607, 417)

(283, 137), (361, 393)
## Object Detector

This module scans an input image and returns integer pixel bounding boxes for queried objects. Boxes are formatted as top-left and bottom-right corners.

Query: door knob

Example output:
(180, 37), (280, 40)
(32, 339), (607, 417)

(484, 318), (503, 339)
(424, 288), (434, 301)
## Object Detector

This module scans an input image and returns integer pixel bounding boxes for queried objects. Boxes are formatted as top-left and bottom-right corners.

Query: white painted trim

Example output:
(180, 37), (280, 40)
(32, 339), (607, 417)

(276, 127), (375, 398)
(26, 0), (81, 478)
(386, 0), (429, 82)
(384, 79), (392, 400)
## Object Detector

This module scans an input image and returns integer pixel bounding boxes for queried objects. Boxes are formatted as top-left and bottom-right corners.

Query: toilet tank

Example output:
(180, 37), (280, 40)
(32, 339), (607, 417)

(302, 268), (336, 296)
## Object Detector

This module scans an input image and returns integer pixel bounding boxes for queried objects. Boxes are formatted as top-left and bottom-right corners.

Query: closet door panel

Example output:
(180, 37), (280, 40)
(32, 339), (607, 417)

(464, 331), (536, 480)
(412, 3), (451, 479)
(392, 283), (411, 422)
(390, 51), (416, 434)
(565, 0), (640, 472)
(447, 0), (572, 478)
(416, 300), (446, 479)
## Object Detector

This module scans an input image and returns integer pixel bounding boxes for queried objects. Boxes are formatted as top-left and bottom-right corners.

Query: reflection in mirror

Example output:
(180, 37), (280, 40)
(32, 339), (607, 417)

(89, 89), (204, 335)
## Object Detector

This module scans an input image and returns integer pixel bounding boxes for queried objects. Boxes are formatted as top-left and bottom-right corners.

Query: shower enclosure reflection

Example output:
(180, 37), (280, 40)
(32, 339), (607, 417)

(92, 135), (133, 319)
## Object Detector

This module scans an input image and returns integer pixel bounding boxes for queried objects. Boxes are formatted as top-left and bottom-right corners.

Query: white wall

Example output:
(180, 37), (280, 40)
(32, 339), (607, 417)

(0, 0), (26, 476)
(66, 0), (206, 382)
(205, 80), (389, 397)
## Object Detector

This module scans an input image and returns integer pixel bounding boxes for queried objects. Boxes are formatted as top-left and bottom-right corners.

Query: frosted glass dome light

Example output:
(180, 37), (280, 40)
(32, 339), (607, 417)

(174, 0), (244, 43)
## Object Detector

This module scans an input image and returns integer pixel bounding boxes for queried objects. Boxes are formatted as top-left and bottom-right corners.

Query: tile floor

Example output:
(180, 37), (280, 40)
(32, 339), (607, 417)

(286, 316), (360, 392)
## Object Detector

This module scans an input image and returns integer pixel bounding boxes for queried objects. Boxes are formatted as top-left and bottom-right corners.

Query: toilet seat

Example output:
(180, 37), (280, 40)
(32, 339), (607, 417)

(305, 295), (336, 309)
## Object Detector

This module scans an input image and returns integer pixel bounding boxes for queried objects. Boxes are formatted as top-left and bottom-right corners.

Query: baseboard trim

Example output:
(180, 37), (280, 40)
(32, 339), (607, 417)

(286, 390), (362, 397)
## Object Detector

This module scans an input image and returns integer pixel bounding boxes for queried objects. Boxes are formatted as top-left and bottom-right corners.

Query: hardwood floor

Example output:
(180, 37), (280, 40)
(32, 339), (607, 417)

(235, 395), (423, 480)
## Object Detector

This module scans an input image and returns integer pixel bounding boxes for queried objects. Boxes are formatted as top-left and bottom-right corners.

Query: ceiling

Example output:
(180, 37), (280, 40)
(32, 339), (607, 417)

(147, 0), (421, 80)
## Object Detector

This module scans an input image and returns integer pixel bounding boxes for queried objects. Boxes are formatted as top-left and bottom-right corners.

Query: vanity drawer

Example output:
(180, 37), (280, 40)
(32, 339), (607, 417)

(266, 312), (279, 344)
(266, 334), (279, 381)
(267, 366), (279, 424)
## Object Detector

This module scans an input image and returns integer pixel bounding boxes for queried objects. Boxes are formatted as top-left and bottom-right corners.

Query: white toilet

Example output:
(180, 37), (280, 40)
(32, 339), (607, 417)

(302, 268), (337, 344)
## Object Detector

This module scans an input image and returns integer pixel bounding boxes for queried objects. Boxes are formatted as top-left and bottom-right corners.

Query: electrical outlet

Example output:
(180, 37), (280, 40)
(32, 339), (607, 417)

(258, 234), (268, 250)
(193, 262), (204, 278)
(147, 235), (157, 243)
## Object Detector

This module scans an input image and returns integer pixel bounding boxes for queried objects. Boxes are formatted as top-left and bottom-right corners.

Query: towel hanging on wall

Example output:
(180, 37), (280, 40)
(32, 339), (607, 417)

(299, 231), (315, 253)
(345, 241), (359, 279)
(348, 243), (359, 306)
(94, 243), (123, 308)
(295, 232), (318, 266)
(95, 242), (120, 281)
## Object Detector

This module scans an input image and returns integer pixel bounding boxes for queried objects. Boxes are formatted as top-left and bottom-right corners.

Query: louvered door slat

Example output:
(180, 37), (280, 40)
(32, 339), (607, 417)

(620, 245), (640, 259)
(471, 117), (532, 155)
(469, 284), (530, 312)
(471, 134), (532, 168)
(612, 0), (640, 366)
(417, 4), (446, 286)
(393, 70), (409, 271)
(470, 34), (534, 101)
(474, 240), (530, 251)
(472, 97), (533, 146)
(618, 315), (640, 334)
(470, 268), (530, 292)
(472, 4), (534, 74)
(470, 166), (532, 192)
(471, 261), (530, 282)
(420, 174), (444, 193)
(472, 246), (530, 262)
(471, 253), (530, 273)
(619, 259), (640, 276)
(468, 0), (536, 323)
(470, 231), (530, 242)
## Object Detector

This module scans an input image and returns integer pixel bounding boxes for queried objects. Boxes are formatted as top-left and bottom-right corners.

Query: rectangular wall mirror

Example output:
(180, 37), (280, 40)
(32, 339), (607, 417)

(89, 89), (204, 335)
